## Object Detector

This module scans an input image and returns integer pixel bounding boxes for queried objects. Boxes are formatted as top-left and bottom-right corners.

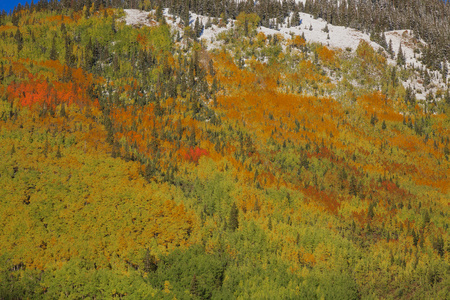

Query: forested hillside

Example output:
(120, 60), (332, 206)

(0, 0), (449, 299)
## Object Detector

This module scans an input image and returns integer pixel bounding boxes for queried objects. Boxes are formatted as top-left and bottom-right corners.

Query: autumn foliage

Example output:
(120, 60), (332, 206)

(183, 146), (209, 163)
(0, 5), (448, 300)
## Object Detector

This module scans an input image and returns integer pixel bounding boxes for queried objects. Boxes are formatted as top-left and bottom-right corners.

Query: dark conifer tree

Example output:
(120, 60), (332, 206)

(15, 29), (23, 53)
(397, 43), (405, 66)
(190, 274), (199, 297)
(50, 34), (58, 61)
(182, 5), (190, 27)
(0, 62), (4, 82)
(388, 39), (393, 58)
(228, 202), (239, 231)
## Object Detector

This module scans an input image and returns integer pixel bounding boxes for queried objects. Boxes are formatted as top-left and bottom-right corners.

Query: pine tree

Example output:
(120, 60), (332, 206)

(15, 29), (23, 53)
(11, 12), (20, 26)
(50, 34), (58, 60)
(397, 43), (405, 66)
(182, 6), (190, 27)
(156, 1), (163, 22)
(111, 14), (117, 34)
(292, 11), (298, 26)
(190, 274), (199, 297)
(194, 17), (200, 38)
(381, 32), (388, 49)
(424, 70), (431, 87)
(0, 62), (4, 82)
(56, 145), (62, 158)
(228, 202), (239, 231)
(405, 86), (416, 105)
(143, 248), (158, 272)
(391, 66), (398, 88)
(442, 60), (448, 81)
(412, 230), (419, 246)
(388, 39), (393, 58)
(349, 175), (358, 196)
(367, 202), (375, 220)
(43, 139), (50, 158)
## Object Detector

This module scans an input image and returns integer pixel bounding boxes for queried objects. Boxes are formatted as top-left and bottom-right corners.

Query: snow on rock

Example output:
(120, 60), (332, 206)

(384, 30), (448, 101)
(122, 9), (157, 27)
(268, 12), (382, 52)
(122, 9), (381, 53)
(384, 30), (425, 66)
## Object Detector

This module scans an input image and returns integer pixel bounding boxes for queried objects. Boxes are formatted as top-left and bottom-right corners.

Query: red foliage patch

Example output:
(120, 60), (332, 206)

(304, 186), (340, 215)
(183, 147), (209, 164)
(7, 74), (93, 110)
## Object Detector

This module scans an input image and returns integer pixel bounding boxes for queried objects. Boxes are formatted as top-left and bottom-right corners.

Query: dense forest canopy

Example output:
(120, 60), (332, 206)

(0, 0), (449, 298)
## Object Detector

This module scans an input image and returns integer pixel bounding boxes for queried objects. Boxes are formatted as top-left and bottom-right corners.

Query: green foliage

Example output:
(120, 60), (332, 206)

(148, 246), (228, 299)
(235, 13), (261, 37)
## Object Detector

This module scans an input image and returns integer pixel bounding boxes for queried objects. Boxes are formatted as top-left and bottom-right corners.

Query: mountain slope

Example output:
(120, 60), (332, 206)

(0, 2), (449, 299)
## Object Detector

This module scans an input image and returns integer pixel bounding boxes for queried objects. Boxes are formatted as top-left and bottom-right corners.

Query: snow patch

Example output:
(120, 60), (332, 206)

(122, 9), (157, 27)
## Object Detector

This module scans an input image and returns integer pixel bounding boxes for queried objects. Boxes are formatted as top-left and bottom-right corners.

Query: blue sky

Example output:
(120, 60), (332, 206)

(1, 0), (26, 13)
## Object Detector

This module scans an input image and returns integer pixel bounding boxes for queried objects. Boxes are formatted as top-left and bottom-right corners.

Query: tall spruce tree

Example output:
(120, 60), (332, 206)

(50, 34), (58, 61)
(229, 202), (239, 231)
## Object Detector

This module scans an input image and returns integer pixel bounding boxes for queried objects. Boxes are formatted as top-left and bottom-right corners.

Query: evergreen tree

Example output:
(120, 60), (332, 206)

(381, 32), (388, 49)
(56, 145), (62, 158)
(442, 60), (448, 81)
(64, 35), (75, 67)
(397, 43), (405, 66)
(194, 17), (201, 38)
(388, 39), (393, 58)
(405, 86), (416, 105)
(228, 202), (239, 231)
(424, 70), (431, 87)
(391, 66), (398, 87)
(292, 9), (299, 26)
(50, 34), (58, 61)
(111, 14), (117, 34)
(190, 274), (199, 297)
(182, 6), (190, 27)
(143, 248), (158, 272)
(11, 12), (20, 26)
(349, 175), (358, 196)
(156, 1), (163, 22)
(0, 62), (4, 82)
(15, 29), (23, 53)
(367, 202), (375, 220)
(42, 139), (50, 158)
